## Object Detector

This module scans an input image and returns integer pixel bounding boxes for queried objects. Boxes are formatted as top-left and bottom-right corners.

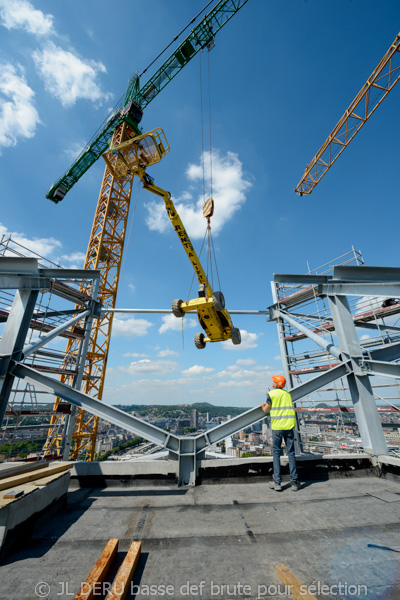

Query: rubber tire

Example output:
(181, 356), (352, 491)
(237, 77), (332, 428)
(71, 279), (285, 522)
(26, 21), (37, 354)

(212, 291), (225, 311)
(172, 299), (185, 318)
(194, 332), (206, 349)
(231, 327), (241, 345)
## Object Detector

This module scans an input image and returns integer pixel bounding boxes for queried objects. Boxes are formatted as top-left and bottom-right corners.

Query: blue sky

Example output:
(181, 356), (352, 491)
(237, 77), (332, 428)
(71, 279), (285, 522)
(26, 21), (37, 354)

(1, 0), (400, 407)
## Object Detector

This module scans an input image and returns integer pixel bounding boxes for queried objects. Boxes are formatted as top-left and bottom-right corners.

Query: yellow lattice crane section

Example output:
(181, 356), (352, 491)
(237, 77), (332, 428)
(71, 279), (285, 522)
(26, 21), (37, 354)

(295, 32), (400, 195)
(45, 122), (135, 460)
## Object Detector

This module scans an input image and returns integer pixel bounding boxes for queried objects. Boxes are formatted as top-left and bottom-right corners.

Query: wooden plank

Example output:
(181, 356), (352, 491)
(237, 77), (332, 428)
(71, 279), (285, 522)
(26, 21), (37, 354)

(276, 564), (318, 600)
(0, 471), (71, 508)
(32, 471), (70, 487)
(0, 461), (48, 480)
(3, 489), (24, 499)
(105, 541), (142, 600)
(74, 539), (119, 600)
(0, 462), (72, 492)
(0, 483), (37, 508)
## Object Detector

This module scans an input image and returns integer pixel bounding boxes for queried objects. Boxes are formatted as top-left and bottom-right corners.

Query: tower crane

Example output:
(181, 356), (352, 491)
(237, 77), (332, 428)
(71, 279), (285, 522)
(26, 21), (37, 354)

(295, 32), (400, 196)
(43, 0), (249, 461)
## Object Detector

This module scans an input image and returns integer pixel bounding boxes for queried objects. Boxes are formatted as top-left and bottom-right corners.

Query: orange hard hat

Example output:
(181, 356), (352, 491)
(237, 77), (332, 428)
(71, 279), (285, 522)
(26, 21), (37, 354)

(272, 375), (286, 388)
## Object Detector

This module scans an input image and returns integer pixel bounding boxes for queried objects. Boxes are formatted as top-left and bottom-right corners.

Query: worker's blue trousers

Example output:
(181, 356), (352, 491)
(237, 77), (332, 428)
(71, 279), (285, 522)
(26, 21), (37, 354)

(272, 428), (298, 484)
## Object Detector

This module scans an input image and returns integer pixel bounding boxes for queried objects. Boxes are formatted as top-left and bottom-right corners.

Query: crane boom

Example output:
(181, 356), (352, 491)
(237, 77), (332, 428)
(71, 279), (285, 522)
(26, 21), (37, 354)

(46, 0), (249, 203)
(295, 32), (400, 196)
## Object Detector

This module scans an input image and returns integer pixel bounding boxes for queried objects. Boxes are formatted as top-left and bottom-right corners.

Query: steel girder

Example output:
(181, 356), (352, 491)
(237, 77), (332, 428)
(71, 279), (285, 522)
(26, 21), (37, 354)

(270, 265), (400, 456)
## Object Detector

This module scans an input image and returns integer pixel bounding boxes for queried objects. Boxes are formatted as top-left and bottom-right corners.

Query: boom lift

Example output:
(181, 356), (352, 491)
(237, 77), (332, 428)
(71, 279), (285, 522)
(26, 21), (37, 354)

(44, 0), (249, 460)
(102, 129), (241, 349)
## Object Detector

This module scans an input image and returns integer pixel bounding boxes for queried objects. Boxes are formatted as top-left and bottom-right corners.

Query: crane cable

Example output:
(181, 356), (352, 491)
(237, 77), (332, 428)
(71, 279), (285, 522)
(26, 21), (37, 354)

(120, 179), (141, 279)
(203, 49), (221, 292)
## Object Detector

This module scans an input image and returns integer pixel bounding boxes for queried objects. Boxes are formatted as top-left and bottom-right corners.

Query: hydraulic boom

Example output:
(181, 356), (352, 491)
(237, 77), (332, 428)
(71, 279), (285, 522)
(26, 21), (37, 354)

(102, 129), (241, 349)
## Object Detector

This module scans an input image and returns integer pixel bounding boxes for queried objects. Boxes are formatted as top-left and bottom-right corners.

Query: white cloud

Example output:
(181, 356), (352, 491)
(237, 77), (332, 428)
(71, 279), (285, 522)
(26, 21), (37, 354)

(159, 313), (197, 334)
(122, 352), (149, 358)
(158, 348), (179, 357)
(182, 365), (215, 376)
(230, 369), (257, 379)
(128, 283), (136, 294)
(0, 222), (61, 257)
(60, 251), (85, 269)
(0, 63), (40, 150)
(33, 42), (112, 107)
(235, 358), (256, 366)
(218, 380), (252, 388)
(112, 316), (153, 338)
(222, 329), (258, 350)
(145, 150), (252, 239)
(120, 358), (180, 376)
(64, 140), (87, 160)
(274, 355), (282, 361)
(0, 0), (54, 36)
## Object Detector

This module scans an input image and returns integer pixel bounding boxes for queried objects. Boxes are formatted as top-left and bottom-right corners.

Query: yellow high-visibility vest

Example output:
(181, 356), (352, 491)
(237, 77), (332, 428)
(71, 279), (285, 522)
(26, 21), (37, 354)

(267, 388), (296, 430)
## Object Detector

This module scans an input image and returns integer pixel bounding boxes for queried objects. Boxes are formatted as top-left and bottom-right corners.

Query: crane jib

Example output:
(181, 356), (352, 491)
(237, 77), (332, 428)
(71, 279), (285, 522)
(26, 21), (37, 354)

(46, 0), (249, 203)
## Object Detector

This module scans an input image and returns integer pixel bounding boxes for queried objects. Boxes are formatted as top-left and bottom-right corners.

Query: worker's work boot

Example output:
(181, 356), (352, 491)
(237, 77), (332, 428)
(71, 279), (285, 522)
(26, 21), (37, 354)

(269, 480), (282, 492)
(291, 481), (300, 492)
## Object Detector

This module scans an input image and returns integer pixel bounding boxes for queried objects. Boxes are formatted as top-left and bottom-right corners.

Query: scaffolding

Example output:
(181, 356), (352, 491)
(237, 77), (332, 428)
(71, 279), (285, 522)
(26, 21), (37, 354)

(0, 236), (99, 460)
(271, 248), (400, 456)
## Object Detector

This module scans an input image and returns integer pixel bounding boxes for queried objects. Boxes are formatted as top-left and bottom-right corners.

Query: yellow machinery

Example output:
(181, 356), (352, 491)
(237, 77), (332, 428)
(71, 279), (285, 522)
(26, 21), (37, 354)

(103, 129), (241, 349)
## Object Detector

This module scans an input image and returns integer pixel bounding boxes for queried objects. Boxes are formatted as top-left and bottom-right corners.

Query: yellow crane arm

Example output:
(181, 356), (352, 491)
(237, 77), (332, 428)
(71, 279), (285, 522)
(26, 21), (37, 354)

(139, 173), (213, 298)
(102, 128), (241, 349)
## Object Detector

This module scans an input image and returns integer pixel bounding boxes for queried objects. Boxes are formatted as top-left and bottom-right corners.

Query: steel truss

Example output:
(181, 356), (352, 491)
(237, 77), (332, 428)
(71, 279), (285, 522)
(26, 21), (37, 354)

(269, 264), (400, 456)
(0, 258), (396, 484)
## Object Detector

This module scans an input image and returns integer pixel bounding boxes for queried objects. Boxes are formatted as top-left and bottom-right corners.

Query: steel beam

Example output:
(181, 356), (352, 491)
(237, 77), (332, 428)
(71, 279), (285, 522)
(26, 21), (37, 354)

(102, 308), (269, 315)
(290, 362), (351, 402)
(22, 309), (92, 359)
(355, 322), (400, 333)
(319, 283), (400, 297)
(328, 294), (388, 456)
(369, 341), (400, 363)
(272, 308), (342, 361)
(333, 265), (400, 281)
(274, 274), (330, 285)
(362, 360), (400, 380)
(0, 276), (51, 290)
(0, 289), (38, 427)
(12, 362), (180, 453)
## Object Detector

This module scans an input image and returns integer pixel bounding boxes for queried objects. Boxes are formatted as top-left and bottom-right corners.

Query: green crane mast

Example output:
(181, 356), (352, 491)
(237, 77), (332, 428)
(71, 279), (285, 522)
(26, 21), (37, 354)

(46, 0), (249, 203)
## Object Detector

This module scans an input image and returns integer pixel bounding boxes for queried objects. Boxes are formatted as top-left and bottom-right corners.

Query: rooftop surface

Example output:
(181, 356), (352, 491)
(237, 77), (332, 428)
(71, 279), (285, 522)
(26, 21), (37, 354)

(1, 470), (400, 600)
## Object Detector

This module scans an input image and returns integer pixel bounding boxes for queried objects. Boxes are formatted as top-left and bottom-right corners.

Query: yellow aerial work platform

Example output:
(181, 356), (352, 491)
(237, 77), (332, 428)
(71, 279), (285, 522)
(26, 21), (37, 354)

(102, 128), (170, 177)
(103, 129), (240, 349)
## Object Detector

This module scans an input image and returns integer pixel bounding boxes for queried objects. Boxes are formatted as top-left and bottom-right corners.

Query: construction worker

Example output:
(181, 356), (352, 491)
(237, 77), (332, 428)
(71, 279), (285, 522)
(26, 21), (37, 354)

(260, 375), (300, 492)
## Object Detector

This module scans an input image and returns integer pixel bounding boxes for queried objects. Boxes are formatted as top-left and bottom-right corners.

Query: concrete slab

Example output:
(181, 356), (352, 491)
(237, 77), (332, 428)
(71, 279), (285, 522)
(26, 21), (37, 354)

(0, 475), (399, 599)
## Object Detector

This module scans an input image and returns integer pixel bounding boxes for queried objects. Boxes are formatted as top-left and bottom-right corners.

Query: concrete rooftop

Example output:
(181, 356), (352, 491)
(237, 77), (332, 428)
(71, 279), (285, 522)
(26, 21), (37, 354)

(1, 467), (400, 600)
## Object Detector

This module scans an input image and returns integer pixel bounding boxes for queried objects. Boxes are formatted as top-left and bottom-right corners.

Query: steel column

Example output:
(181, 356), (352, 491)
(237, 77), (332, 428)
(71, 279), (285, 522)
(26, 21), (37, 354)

(0, 288), (38, 427)
(270, 282), (302, 454)
(60, 278), (101, 458)
(328, 294), (388, 456)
